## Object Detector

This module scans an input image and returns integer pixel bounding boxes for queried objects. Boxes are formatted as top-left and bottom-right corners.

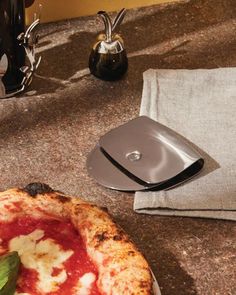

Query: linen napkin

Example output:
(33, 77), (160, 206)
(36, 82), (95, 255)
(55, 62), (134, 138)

(134, 68), (236, 221)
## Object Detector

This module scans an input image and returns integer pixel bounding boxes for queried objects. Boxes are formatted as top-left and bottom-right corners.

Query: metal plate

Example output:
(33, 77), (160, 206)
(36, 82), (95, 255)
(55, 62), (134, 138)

(151, 270), (162, 295)
(87, 145), (147, 191)
(87, 116), (204, 191)
(99, 116), (203, 184)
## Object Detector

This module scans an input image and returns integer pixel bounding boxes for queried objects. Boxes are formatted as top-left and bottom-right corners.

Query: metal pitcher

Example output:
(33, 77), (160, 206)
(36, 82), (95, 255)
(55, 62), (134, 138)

(0, 0), (41, 98)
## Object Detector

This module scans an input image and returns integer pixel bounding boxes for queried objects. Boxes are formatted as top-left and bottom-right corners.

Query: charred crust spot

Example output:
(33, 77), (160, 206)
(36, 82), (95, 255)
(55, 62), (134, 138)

(113, 234), (122, 241)
(74, 204), (84, 215)
(95, 231), (108, 242)
(128, 250), (135, 256)
(23, 183), (54, 197)
(100, 206), (108, 212)
(139, 280), (149, 289)
(55, 195), (70, 203)
(113, 229), (129, 242)
(95, 229), (128, 247)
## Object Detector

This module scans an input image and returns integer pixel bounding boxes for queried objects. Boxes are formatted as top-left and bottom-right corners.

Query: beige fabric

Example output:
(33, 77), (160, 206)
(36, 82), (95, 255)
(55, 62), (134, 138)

(134, 68), (236, 220)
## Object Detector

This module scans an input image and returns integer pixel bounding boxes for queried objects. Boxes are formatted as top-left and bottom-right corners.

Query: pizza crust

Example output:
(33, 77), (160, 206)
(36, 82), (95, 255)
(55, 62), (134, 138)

(0, 183), (153, 295)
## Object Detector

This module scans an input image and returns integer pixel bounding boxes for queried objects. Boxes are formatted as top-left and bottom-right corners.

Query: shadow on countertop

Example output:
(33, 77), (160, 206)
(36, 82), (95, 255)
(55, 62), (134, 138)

(0, 2), (236, 294)
(1, 0), (236, 145)
(31, 0), (236, 93)
(115, 213), (199, 295)
(1, 0), (236, 159)
(151, 248), (197, 295)
(115, 210), (235, 295)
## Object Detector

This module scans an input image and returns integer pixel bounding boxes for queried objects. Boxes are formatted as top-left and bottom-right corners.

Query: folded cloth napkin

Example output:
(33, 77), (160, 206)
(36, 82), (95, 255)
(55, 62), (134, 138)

(134, 68), (236, 221)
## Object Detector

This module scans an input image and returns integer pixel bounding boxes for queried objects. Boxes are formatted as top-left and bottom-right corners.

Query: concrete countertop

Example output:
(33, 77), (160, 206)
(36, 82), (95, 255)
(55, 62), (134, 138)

(0, 0), (235, 294)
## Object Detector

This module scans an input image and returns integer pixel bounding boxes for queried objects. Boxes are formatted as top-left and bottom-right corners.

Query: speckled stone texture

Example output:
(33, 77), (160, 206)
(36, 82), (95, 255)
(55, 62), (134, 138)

(0, 0), (236, 294)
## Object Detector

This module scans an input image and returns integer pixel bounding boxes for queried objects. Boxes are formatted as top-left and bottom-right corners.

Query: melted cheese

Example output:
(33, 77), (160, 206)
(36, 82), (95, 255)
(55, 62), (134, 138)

(73, 272), (96, 295)
(9, 229), (73, 293)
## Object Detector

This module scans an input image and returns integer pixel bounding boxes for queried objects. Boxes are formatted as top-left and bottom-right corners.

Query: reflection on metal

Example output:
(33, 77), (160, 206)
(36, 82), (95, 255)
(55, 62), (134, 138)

(87, 116), (204, 192)
(151, 270), (161, 295)
(89, 8), (128, 81)
(17, 13), (41, 90)
(0, 5), (41, 98)
(126, 151), (142, 162)
(0, 54), (8, 97)
(0, 54), (8, 75)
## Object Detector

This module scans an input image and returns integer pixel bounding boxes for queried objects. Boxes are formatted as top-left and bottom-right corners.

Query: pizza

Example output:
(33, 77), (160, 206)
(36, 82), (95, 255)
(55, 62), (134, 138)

(0, 183), (153, 295)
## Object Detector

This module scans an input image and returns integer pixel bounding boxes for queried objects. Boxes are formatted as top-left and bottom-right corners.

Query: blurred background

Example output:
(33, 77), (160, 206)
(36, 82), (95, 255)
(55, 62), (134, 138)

(26, 0), (178, 23)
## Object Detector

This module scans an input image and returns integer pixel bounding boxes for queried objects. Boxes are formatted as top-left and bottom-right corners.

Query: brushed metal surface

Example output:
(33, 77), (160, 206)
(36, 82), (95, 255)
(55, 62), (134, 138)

(87, 145), (146, 191)
(87, 116), (204, 191)
(99, 116), (203, 184)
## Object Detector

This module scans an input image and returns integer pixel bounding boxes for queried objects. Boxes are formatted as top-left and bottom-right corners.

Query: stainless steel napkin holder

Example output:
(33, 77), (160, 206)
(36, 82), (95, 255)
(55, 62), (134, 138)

(87, 116), (204, 191)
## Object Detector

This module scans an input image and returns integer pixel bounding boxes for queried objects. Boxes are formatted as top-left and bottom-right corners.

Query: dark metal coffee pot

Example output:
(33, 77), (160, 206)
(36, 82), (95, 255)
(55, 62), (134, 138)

(0, 0), (41, 98)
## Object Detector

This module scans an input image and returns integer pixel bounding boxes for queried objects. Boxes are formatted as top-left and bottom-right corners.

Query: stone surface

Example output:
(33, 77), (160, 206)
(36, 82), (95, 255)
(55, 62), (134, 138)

(0, 0), (236, 294)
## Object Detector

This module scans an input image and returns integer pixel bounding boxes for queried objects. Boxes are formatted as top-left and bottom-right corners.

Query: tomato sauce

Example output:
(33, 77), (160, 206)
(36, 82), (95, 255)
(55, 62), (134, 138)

(0, 216), (101, 295)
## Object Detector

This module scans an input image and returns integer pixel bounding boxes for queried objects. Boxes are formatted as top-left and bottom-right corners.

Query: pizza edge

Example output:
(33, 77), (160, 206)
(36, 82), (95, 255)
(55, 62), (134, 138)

(0, 183), (153, 295)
